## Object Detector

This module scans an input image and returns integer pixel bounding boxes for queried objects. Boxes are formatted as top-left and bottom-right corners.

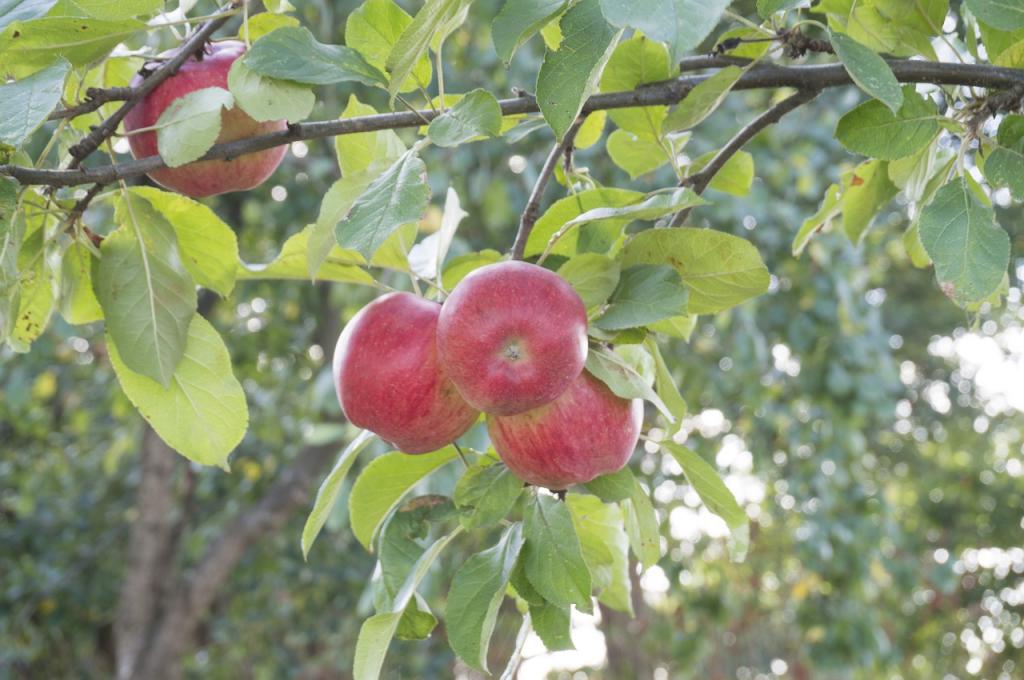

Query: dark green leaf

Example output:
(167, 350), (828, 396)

(453, 460), (523, 529)
(557, 253), (621, 309)
(665, 65), (744, 132)
(830, 30), (903, 113)
(301, 431), (376, 558)
(584, 467), (636, 502)
(622, 478), (660, 567)
(835, 87), (938, 160)
(0, 58), (69, 147)
(529, 602), (574, 650)
(492, 0), (567, 64)
(346, 0), (432, 92)
(243, 26), (386, 86)
(600, 0), (731, 62)
(523, 494), (592, 612)
(966, 0), (1024, 30)
(594, 264), (688, 331)
(427, 89), (502, 146)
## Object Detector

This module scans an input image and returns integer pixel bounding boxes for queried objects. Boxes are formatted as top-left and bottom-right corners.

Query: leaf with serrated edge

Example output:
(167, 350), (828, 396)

(622, 477), (660, 567)
(226, 58), (314, 123)
(155, 87), (233, 168)
(594, 264), (688, 330)
(243, 26), (386, 86)
(567, 494), (632, 614)
(453, 459), (523, 529)
(0, 58), (70, 147)
(585, 348), (672, 419)
(523, 494), (592, 612)
(386, 0), (471, 102)
(830, 31), (903, 113)
(835, 87), (938, 161)
(238, 225), (375, 286)
(108, 315), (247, 468)
(301, 430), (376, 558)
(557, 253), (621, 309)
(666, 65), (743, 132)
(427, 89), (502, 146)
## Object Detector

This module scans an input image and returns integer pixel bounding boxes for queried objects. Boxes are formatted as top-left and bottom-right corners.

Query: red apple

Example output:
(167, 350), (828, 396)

(333, 292), (479, 454)
(437, 261), (588, 415)
(123, 40), (287, 198)
(487, 371), (643, 489)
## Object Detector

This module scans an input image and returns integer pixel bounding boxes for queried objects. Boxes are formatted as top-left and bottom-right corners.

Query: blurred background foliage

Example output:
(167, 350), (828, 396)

(2, 0), (1024, 678)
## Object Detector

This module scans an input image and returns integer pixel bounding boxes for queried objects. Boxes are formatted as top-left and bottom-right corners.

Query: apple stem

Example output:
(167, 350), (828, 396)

(452, 442), (469, 468)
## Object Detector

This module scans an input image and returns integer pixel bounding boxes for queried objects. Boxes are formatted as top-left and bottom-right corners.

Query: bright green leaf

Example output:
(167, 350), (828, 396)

(0, 17), (144, 76)
(688, 149), (755, 196)
(606, 129), (669, 179)
(492, 0), (567, 64)
(385, 0), (471, 103)
(427, 88), (502, 146)
(557, 253), (621, 309)
(226, 58), (314, 123)
(346, 0), (432, 92)
(453, 459), (524, 529)
(665, 65), (744, 132)
(525, 187), (643, 258)
(155, 87), (234, 168)
(600, 34), (672, 137)
(567, 494), (632, 614)
(238, 225), (375, 286)
(835, 87), (938, 160)
(334, 95), (406, 178)
(622, 478), (660, 567)
(585, 347), (671, 419)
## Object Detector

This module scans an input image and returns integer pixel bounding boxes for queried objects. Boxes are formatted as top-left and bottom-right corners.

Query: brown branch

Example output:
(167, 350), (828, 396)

(668, 88), (820, 227)
(3, 59), (1024, 188)
(65, 1), (241, 168)
(510, 118), (585, 260)
(49, 87), (133, 121)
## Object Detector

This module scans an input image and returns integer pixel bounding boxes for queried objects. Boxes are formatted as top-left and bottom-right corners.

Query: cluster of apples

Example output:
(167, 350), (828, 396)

(332, 261), (643, 490)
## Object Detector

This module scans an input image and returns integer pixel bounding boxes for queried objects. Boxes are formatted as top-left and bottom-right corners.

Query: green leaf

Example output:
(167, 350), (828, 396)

(336, 150), (430, 259)
(665, 65), (743, 132)
(840, 159), (898, 243)
(622, 478), (660, 567)
(240, 12), (298, 42)
(155, 87), (234, 168)
(525, 187), (643, 258)
(0, 0), (56, 32)
(454, 459), (524, 529)
(557, 253), (621, 309)
(646, 337), (686, 433)
(0, 17), (144, 76)
(129, 187), (238, 297)
(835, 86), (938, 160)
(354, 529), (462, 680)
(918, 178), (1010, 305)
(59, 240), (102, 325)
(561, 188), (706, 230)
(492, 0), (567, 64)
(346, 0), (432, 92)
(348, 446), (458, 551)
(334, 95), (406, 179)
(599, 34), (672, 138)
(648, 314), (696, 340)
(7, 212), (55, 351)
(0, 58), (69, 147)
(446, 523), (524, 671)
(226, 59), (314, 124)
(830, 30), (903, 113)
(621, 228), (770, 314)
(376, 496), (456, 609)
(600, 0), (731, 62)
(688, 149), (754, 196)
(757, 0), (807, 17)
(0, 179), (24, 344)
(96, 193), (196, 387)
(594, 264), (688, 331)
(536, 0), (621, 140)
(567, 494), (632, 614)
(966, 0), (1024, 30)
(606, 129), (669, 179)
(793, 182), (841, 256)
(982, 114), (1024, 199)
(238, 225), (375, 286)
(386, 0), (471, 103)
(529, 602), (574, 650)
(309, 172), (378, 279)
(108, 315), (247, 468)
(574, 110), (606, 149)
(662, 441), (746, 530)
(396, 594), (437, 641)
(48, 0), (160, 19)
(584, 467), (636, 502)
(441, 249), (502, 289)
(427, 89), (502, 146)
(243, 26), (386, 86)
(301, 430), (376, 559)
(585, 347), (671, 419)
(523, 494), (592, 612)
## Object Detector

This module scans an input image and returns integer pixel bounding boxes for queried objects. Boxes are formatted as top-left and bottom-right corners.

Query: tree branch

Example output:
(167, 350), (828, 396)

(511, 118), (585, 260)
(50, 87), (134, 121)
(668, 88), (820, 227)
(65, 1), (241, 167)
(3, 59), (1023, 188)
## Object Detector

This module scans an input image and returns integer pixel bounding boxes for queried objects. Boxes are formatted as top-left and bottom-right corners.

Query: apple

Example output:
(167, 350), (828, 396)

(123, 40), (287, 198)
(487, 371), (643, 489)
(437, 261), (588, 415)
(333, 292), (479, 454)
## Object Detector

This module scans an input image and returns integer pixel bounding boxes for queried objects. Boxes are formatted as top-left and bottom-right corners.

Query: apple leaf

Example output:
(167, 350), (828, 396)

(662, 441), (748, 561)
(238, 225), (376, 286)
(522, 494), (593, 612)
(407, 187), (467, 283)
(377, 496), (456, 609)
(525, 187), (644, 258)
(981, 114), (1024, 200)
(599, 0), (730, 62)
(0, 0), (56, 32)
(529, 602), (574, 650)
(226, 59), (314, 123)
(665, 65), (744, 133)
(830, 30), (903, 114)
(621, 228), (770, 314)
(606, 129), (670, 179)
(0, 17), (145, 77)
(593, 264), (689, 331)
(0, 177), (21, 344)
(427, 89), (503, 147)
(688, 149), (755, 196)
(155, 86), (234, 168)
(918, 178), (1010, 306)
(309, 172), (378, 279)
(453, 458), (524, 529)
(353, 528), (462, 680)
(567, 493), (632, 614)
(646, 337), (687, 434)
(243, 26), (386, 86)
(334, 95), (407, 178)
(585, 347), (672, 420)
(622, 477), (660, 568)
(108, 314), (247, 469)
(59, 241), (103, 325)
(346, 0), (432, 93)
(348, 446), (458, 552)
(535, 0), (622, 140)
(584, 467), (636, 502)
(385, 0), (472, 103)
(557, 253), (621, 309)
(7, 213), (56, 352)
(129, 187), (239, 297)
(559, 188), (706, 234)
(840, 159), (898, 244)
(301, 430), (377, 559)
(446, 523), (524, 671)
(599, 34), (672, 138)
(47, 0), (161, 19)
(441, 249), (503, 289)
(96, 193), (196, 387)
(0, 58), (69, 147)
(239, 12), (298, 41)
(492, 0), (567, 65)
(792, 182), (842, 256)
(336, 150), (430, 259)
(835, 87), (938, 160)
(966, 0), (1024, 30)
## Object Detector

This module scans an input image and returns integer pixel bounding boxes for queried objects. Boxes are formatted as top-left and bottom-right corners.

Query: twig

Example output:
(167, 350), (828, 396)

(510, 118), (585, 260)
(49, 87), (134, 121)
(63, 183), (107, 242)
(65, 1), (241, 168)
(667, 88), (820, 227)
(4, 59), (1024, 188)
